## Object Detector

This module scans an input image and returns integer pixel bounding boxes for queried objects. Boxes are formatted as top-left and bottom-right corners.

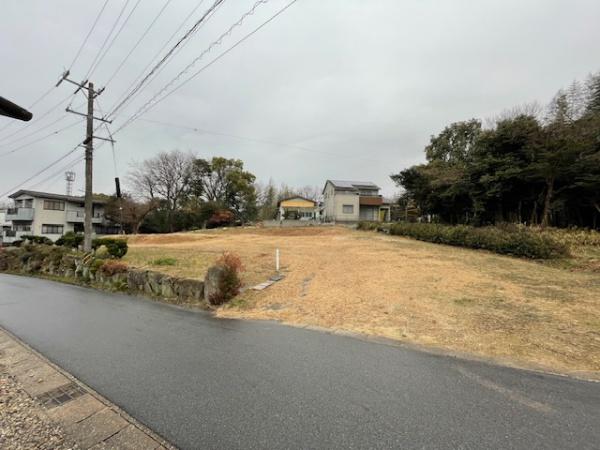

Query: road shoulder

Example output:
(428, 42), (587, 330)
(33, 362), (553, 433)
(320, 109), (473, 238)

(0, 326), (174, 450)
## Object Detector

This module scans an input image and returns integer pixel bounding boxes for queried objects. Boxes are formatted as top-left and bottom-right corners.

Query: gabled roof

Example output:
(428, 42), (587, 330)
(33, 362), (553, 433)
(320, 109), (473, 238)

(277, 196), (317, 207)
(8, 189), (108, 204)
(323, 180), (380, 193)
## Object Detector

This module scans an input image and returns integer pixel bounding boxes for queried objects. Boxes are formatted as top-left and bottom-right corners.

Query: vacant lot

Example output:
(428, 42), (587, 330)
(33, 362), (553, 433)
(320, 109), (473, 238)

(125, 227), (600, 377)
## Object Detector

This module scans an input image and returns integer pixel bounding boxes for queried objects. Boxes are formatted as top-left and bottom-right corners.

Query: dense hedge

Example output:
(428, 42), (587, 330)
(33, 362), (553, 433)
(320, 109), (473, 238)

(53, 232), (128, 258)
(55, 231), (84, 248)
(92, 238), (128, 258)
(20, 235), (54, 245)
(359, 222), (570, 259)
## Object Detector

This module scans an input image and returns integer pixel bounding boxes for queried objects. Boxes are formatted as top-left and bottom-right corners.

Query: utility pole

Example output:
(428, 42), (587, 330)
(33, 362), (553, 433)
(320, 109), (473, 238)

(57, 71), (114, 252)
(84, 82), (94, 252)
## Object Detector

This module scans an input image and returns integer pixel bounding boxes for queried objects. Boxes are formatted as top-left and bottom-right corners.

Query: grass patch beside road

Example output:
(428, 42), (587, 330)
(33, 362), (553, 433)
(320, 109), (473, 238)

(123, 227), (600, 377)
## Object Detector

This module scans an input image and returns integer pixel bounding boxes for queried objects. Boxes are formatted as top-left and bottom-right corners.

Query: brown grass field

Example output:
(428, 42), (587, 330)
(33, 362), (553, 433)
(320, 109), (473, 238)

(124, 226), (600, 378)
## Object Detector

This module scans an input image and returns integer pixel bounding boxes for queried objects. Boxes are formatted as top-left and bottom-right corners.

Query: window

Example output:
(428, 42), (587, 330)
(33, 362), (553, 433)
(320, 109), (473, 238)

(43, 200), (64, 211)
(342, 204), (354, 214)
(14, 224), (31, 232)
(24, 199), (33, 208)
(42, 224), (64, 234)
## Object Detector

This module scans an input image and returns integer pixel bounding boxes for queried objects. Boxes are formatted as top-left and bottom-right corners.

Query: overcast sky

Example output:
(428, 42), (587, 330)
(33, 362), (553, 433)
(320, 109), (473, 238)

(1, 0), (599, 200)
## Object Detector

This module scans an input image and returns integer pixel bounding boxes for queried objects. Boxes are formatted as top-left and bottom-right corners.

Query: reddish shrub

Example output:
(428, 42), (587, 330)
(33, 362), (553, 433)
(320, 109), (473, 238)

(210, 252), (244, 304)
(99, 260), (128, 276)
(207, 210), (235, 228)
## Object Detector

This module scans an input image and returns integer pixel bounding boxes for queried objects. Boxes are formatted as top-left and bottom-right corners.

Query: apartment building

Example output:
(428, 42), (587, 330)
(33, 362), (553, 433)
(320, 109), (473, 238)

(1, 189), (118, 244)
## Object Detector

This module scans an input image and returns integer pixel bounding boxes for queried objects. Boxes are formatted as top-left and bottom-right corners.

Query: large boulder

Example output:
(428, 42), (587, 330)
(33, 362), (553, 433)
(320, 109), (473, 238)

(204, 265), (227, 305)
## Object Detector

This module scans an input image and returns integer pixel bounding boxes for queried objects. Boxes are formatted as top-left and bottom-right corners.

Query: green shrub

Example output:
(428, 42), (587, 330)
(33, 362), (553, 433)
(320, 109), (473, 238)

(384, 223), (569, 259)
(89, 258), (105, 275)
(55, 232), (84, 248)
(92, 238), (128, 258)
(20, 235), (54, 245)
(151, 257), (177, 266)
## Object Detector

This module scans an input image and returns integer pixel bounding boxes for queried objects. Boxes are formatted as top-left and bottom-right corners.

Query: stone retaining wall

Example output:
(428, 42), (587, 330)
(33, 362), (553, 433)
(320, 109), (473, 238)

(0, 246), (206, 307)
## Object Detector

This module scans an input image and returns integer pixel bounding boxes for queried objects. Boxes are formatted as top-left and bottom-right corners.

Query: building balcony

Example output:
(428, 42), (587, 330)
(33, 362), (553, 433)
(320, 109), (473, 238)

(66, 210), (104, 224)
(6, 207), (34, 221)
(359, 196), (383, 206)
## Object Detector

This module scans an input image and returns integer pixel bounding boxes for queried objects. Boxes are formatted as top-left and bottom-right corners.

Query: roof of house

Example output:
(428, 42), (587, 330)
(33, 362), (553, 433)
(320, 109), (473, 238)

(8, 189), (108, 204)
(277, 196), (317, 207)
(324, 180), (380, 192)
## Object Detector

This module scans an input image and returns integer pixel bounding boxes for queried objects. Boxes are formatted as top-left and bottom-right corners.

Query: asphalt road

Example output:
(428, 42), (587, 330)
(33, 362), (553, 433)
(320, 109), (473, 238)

(0, 274), (599, 449)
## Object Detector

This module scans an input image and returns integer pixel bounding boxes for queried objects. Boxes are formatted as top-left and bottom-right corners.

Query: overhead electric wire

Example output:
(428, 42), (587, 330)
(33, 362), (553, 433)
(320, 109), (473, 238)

(138, 118), (386, 163)
(0, 91), (75, 142)
(114, 0), (269, 129)
(87, 0), (142, 80)
(68, 0), (111, 71)
(114, 0), (299, 134)
(0, 0), (110, 138)
(102, 0), (176, 89)
(84, 0), (132, 80)
(29, 155), (85, 192)
(0, 143), (83, 198)
(0, 119), (85, 158)
(0, 100), (86, 148)
(0, 114), (69, 148)
(107, 0), (226, 119)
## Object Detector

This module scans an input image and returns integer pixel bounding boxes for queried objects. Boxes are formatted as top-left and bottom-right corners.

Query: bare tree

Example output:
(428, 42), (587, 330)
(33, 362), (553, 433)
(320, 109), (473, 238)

(128, 150), (193, 231)
(105, 194), (159, 234)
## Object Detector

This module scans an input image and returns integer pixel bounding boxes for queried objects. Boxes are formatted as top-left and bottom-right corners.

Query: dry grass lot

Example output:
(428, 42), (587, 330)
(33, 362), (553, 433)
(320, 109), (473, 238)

(124, 227), (600, 377)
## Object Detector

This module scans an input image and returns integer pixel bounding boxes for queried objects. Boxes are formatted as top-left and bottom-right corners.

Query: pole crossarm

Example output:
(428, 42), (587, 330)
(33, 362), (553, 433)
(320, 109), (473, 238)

(66, 107), (112, 123)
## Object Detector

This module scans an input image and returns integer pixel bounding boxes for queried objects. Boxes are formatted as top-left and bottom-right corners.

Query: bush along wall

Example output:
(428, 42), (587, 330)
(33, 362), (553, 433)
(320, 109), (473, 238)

(357, 222), (570, 259)
(0, 245), (210, 307)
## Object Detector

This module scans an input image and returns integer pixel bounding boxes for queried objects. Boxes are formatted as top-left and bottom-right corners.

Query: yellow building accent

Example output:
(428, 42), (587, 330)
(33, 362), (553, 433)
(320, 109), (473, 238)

(280, 198), (315, 208)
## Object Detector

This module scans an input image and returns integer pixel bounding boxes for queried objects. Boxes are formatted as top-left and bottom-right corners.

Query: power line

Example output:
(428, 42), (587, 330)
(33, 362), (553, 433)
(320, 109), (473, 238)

(115, 0), (299, 133)
(84, 0), (132, 80)
(102, 0), (175, 89)
(0, 0), (110, 136)
(68, 0), (111, 71)
(87, 0), (143, 80)
(0, 143), (82, 198)
(114, 0), (269, 128)
(104, 0), (207, 112)
(138, 117), (387, 163)
(29, 155), (85, 192)
(107, 0), (226, 119)
(0, 114), (69, 148)
(0, 119), (84, 158)
(0, 92), (75, 141)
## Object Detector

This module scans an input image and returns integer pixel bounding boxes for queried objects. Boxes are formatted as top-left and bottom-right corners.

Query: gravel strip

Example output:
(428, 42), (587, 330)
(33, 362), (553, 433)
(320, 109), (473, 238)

(0, 366), (78, 450)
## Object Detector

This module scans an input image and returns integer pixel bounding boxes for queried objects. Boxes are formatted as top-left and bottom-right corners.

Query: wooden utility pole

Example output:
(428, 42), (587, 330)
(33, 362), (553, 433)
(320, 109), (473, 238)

(84, 82), (94, 252)
(58, 71), (114, 252)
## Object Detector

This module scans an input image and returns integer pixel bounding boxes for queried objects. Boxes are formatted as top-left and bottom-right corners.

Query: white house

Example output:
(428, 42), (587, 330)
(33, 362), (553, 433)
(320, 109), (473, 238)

(1, 190), (118, 244)
(321, 180), (390, 222)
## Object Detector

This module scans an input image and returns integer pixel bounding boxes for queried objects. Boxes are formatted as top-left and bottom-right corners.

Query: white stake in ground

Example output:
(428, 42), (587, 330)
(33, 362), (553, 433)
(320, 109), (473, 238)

(276, 248), (280, 272)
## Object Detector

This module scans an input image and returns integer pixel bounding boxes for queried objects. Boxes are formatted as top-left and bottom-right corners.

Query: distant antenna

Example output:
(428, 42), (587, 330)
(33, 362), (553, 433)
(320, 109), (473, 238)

(65, 171), (76, 196)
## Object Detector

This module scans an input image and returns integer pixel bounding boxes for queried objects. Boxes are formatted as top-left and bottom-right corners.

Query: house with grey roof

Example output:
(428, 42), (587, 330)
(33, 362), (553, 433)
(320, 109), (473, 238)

(321, 180), (390, 222)
(1, 189), (118, 245)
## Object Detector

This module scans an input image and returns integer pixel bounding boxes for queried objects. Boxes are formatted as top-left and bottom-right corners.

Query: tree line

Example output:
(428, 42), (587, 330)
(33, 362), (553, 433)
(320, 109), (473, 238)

(105, 151), (320, 233)
(392, 72), (600, 229)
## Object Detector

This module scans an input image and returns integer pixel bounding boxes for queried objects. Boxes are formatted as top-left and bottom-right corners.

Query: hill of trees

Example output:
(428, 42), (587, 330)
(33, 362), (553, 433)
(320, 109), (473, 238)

(392, 72), (600, 229)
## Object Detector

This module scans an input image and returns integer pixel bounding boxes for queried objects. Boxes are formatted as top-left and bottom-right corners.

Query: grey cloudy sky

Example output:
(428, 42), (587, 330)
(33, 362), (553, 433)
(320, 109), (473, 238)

(1, 0), (599, 200)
